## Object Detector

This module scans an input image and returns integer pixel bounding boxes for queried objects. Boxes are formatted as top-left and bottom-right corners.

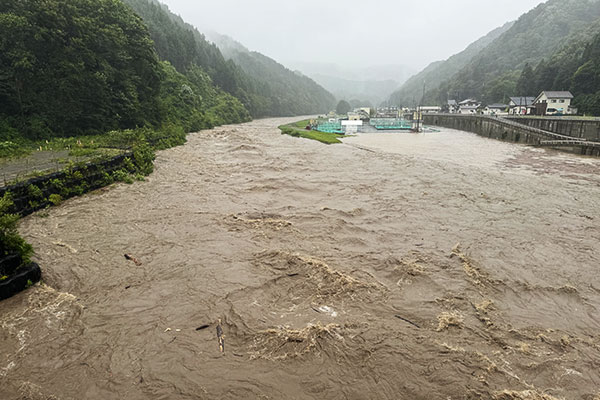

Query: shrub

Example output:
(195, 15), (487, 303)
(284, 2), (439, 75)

(48, 194), (62, 206)
(0, 193), (33, 262)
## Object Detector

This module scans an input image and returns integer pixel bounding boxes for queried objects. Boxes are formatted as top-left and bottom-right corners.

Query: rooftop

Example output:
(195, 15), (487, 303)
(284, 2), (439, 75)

(510, 97), (535, 106)
(540, 91), (574, 99)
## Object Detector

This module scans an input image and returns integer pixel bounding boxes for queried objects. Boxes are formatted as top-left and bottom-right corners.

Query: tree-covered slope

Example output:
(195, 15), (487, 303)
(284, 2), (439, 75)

(207, 32), (335, 116)
(388, 22), (513, 107)
(520, 18), (600, 114)
(396, 0), (600, 106)
(0, 0), (162, 138)
(0, 0), (249, 140)
(444, 0), (600, 104)
(123, 0), (334, 117)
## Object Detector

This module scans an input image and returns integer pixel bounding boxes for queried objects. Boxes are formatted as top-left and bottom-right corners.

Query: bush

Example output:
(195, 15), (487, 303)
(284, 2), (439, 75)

(48, 194), (62, 206)
(0, 193), (33, 262)
(132, 142), (155, 176)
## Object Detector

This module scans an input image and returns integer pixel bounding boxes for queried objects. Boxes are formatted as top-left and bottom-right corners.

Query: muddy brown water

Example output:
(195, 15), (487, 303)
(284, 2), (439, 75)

(2, 118), (600, 399)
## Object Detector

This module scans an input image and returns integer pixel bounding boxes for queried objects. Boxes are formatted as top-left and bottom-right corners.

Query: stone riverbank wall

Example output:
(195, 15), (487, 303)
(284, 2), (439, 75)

(0, 153), (135, 217)
(423, 114), (600, 156)
(504, 116), (600, 141)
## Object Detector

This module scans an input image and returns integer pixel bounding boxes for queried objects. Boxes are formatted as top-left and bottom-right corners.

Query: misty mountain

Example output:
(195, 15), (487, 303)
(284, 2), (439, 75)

(291, 62), (415, 105)
(388, 22), (514, 107)
(123, 0), (333, 117)
(392, 0), (600, 106)
(205, 32), (335, 117)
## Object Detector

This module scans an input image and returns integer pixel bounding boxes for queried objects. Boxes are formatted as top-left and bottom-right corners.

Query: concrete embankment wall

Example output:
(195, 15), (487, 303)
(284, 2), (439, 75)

(423, 114), (600, 156)
(0, 153), (134, 217)
(423, 114), (542, 144)
(504, 117), (600, 141)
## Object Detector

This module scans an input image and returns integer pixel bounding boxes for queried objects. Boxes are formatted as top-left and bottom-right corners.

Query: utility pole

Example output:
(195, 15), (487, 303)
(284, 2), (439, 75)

(416, 80), (426, 132)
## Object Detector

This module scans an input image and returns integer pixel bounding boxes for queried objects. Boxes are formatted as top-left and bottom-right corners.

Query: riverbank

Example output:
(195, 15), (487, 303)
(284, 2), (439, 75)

(2, 119), (599, 399)
(279, 119), (343, 144)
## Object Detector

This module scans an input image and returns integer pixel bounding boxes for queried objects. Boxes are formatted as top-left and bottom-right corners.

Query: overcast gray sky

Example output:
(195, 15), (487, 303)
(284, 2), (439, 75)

(158, 0), (546, 71)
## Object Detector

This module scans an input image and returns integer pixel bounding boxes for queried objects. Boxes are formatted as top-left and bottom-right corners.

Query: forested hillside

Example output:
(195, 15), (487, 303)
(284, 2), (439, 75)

(207, 32), (335, 116)
(0, 0), (249, 140)
(123, 0), (334, 117)
(519, 19), (600, 114)
(390, 0), (600, 107)
(388, 22), (513, 107)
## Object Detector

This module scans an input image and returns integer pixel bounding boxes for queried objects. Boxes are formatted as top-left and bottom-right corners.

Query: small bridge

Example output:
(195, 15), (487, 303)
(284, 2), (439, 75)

(422, 114), (600, 156)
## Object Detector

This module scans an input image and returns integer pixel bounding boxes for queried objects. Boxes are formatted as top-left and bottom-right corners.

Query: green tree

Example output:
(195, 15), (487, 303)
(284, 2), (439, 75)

(336, 100), (351, 115)
(516, 63), (535, 95)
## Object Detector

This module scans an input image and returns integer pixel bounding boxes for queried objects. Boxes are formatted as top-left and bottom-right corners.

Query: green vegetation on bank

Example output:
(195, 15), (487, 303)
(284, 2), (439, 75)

(0, 126), (163, 282)
(0, 193), (32, 262)
(279, 120), (343, 145)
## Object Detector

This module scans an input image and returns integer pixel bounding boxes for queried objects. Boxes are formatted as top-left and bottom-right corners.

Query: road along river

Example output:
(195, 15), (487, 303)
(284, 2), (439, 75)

(2, 118), (600, 399)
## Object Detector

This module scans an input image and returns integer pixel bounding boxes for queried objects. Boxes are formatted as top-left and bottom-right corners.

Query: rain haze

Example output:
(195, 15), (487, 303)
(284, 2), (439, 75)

(158, 0), (546, 71)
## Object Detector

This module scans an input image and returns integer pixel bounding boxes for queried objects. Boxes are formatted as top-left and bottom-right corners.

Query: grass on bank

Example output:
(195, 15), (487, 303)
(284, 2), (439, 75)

(279, 120), (343, 145)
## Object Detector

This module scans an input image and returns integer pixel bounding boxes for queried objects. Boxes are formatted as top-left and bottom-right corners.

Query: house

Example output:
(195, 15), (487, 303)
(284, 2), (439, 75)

(533, 91), (575, 115)
(347, 112), (362, 121)
(448, 100), (458, 113)
(459, 99), (480, 107)
(376, 107), (399, 118)
(419, 106), (441, 114)
(458, 99), (481, 114)
(483, 104), (508, 116)
(508, 97), (535, 115)
(341, 119), (363, 134)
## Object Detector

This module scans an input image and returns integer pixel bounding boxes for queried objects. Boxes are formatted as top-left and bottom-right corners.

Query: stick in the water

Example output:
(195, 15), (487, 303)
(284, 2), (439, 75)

(216, 319), (225, 352)
(395, 314), (421, 328)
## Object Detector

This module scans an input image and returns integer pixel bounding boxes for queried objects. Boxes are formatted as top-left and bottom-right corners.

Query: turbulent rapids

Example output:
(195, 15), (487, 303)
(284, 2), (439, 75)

(2, 117), (600, 399)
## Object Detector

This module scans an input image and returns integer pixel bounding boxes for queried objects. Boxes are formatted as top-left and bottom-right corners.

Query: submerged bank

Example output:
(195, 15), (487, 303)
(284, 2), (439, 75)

(2, 119), (600, 399)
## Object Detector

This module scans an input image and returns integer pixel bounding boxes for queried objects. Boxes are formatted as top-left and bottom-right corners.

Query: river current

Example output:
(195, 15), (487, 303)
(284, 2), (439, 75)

(2, 118), (600, 399)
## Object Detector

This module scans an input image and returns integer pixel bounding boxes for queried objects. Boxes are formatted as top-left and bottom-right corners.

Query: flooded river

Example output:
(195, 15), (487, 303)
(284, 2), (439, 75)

(2, 118), (600, 399)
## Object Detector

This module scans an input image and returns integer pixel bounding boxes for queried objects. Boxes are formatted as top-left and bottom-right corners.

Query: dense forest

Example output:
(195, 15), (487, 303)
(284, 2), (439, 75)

(390, 0), (600, 110)
(122, 0), (334, 118)
(0, 0), (250, 140)
(516, 19), (600, 115)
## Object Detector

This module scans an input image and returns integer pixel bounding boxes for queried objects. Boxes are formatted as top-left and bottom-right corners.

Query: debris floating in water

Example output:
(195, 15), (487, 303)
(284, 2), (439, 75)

(394, 314), (421, 328)
(216, 319), (225, 352)
(124, 254), (142, 266)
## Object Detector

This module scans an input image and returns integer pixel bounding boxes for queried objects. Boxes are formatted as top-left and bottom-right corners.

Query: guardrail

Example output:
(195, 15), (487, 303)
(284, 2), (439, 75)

(539, 140), (600, 147)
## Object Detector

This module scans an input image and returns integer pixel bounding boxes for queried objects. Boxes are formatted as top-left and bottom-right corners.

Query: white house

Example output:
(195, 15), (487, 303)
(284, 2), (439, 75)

(458, 99), (481, 114)
(533, 91), (575, 115)
(483, 104), (508, 116)
(508, 97), (535, 115)
(419, 106), (441, 114)
(341, 119), (362, 134)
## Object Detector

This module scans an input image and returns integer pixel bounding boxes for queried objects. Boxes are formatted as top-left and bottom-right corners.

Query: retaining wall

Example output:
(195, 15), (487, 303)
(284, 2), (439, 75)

(0, 152), (134, 217)
(423, 114), (600, 156)
(505, 117), (600, 141)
